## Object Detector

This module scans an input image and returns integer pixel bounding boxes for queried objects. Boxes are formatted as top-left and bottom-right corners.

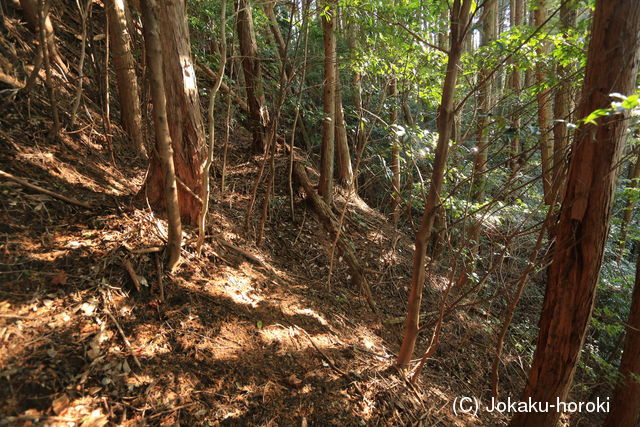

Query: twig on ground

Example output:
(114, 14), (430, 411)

(121, 258), (141, 292)
(295, 325), (347, 376)
(154, 252), (164, 302)
(102, 295), (142, 369)
(0, 169), (92, 209)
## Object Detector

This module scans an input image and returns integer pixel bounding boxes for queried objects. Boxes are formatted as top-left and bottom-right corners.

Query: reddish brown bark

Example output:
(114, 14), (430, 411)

(143, 0), (205, 226)
(396, 0), (473, 368)
(603, 253), (640, 426)
(334, 68), (353, 190)
(236, 0), (268, 152)
(140, 0), (181, 271)
(319, 0), (337, 204)
(510, 1), (640, 425)
(107, 0), (147, 158)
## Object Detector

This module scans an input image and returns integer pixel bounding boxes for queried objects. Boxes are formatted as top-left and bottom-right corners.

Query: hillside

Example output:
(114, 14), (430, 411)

(2, 0), (639, 425)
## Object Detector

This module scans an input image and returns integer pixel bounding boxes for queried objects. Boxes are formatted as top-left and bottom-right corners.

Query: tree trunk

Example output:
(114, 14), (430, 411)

(19, 0), (67, 73)
(346, 17), (365, 192)
(334, 62), (354, 190)
(509, 1), (640, 425)
(142, 0), (206, 226)
(140, 0), (181, 271)
(262, 0), (292, 79)
(389, 77), (401, 225)
(603, 252), (640, 426)
(534, 0), (554, 205)
(508, 0), (523, 172)
(318, 0), (337, 204)
(469, 0), (497, 253)
(617, 155), (640, 262)
(551, 0), (576, 203)
(107, 0), (147, 158)
(236, 0), (268, 152)
(396, 0), (473, 368)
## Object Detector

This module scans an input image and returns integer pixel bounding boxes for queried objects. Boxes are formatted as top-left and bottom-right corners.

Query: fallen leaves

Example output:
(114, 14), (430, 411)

(50, 271), (67, 286)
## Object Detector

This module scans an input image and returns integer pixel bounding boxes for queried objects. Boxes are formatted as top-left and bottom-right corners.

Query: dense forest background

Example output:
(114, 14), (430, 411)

(0, 0), (639, 425)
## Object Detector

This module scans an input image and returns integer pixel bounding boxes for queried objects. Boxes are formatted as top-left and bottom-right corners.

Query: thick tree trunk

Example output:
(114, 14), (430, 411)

(396, 0), (473, 368)
(142, 0), (206, 226)
(603, 253), (640, 426)
(140, 0), (181, 271)
(509, 1), (640, 425)
(318, 0), (337, 204)
(236, 0), (268, 152)
(107, 0), (147, 158)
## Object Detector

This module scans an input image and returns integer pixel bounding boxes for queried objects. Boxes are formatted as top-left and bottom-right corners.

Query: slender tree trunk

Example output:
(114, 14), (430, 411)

(318, 0), (337, 204)
(107, 0), (147, 158)
(140, 0), (181, 271)
(19, 0), (67, 73)
(335, 63), (354, 190)
(524, 7), (534, 90)
(389, 77), (401, 225)
(262, 0), (292, 79)
(469, 0), (497, 253)
(37, 0), (60, 139)
(617, 155), (640, 262)
(346, 17), (364, 192)
(142, 0), (206, 225)
(396, 0), (473, 368)
(236, 0), (268, 152)
(508, 0), (523, 172)
(551, 0), (576, 203)
(510, 1), (640, 425)
(534, 0), (554, 205)
(603, 252), (640, 426)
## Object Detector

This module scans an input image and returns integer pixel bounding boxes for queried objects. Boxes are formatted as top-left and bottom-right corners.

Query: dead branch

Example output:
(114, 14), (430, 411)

(295, 325), (347, 376)
(0, 169), (92, 209)
(103, 305), (142, 369)
(121, 258), (141, 292)
(154, 252), (164, 302)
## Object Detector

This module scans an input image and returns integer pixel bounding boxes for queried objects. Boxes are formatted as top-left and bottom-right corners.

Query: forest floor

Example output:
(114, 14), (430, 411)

(0, 105), (518, 426)
(0, 4), (570, 426)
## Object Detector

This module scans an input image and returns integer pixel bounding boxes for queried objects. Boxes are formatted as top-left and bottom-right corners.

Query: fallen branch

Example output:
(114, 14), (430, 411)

(122, 258), (142, 292)
(295, 325), (347, 376)
(213, 235), (272, 271)
(154, 252), (164, 302)
(0, 169), (92, 209)
(104, 308), (142, 369)
(292, 162), (378, 314)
